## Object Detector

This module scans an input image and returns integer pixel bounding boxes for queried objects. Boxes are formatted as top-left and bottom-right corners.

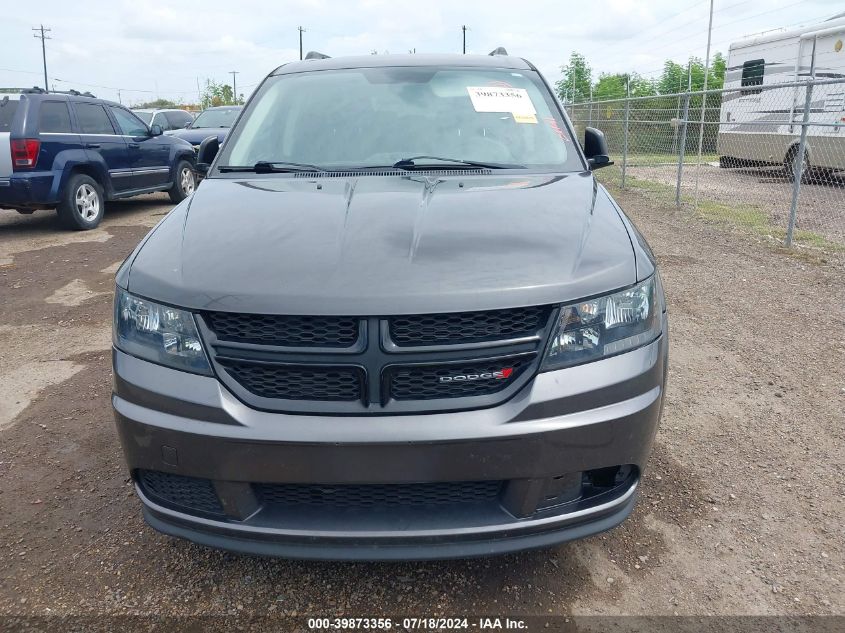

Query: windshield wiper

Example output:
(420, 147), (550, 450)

(218, 161), (327, 173)
(392, 155), (522, 170)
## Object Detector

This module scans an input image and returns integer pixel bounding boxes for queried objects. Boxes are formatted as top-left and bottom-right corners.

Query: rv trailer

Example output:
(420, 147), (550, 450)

(717, 15), (845, 180)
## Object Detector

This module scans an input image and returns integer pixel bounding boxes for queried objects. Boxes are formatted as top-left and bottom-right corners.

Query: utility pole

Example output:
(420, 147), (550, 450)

(229, 71), (239, 104)
(32, 24), (51, 93)
(298, 26), (305, 60)
(462, 25), (467, 54)
(117, 89), (122, 104)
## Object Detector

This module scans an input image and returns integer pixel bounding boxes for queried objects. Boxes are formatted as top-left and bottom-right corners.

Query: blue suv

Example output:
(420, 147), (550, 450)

(0, 89), (197, 229)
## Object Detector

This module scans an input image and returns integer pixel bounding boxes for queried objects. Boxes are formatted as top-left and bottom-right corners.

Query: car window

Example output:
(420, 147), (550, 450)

(134, 111), (153, 124)
(38, 101), (74, 133)
(191, 108), (240, 129)
(0, 97), (19, 133)
(75, 103), (116, 135)
(165, 111), (192, 129)
(223, 67), (580, 171)
(110, 107), (149, 136)
(151, 112), (167, 129)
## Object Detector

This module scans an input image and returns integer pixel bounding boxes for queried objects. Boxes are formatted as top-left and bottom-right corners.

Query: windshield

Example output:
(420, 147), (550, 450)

(221, 67), (583, 171)
(192, 108), (240, 129)
(133, 110), (152, 124)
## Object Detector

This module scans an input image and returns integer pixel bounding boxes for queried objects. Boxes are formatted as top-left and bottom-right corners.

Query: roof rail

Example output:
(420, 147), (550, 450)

(488, 47), (508, 56)
(0, 87), (40, 94)
(304, 51), (331, 60)
(0, 87), (96, 98)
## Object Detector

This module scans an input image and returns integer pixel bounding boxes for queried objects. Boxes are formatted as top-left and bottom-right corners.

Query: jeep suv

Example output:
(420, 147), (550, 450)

(0, 89), (196, 229)
(112, 52), (668, 560)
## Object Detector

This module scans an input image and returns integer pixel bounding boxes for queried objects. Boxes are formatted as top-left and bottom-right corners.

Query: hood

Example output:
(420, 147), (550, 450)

(127, 172), (636, 315)
(165, 128), (230, 144)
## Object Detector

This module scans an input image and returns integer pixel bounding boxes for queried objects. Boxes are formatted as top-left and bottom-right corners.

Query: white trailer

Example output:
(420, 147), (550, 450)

(717, 15), (845, 179)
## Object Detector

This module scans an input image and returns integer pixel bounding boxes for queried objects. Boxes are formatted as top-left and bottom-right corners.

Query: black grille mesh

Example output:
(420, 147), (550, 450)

(221, 362), (363, 401)
(256, 481), (502, 509)
(138, 470), (224, 515)
(204, 312), (359, 347)
(389, 356), (534, 400)
(389, 306), (549, 346)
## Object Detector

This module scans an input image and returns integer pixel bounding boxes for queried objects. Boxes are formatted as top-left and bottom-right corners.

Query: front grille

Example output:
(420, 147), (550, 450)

(203, 307), (552, 412)
(256, 481), (503, 509)
(138, 470), (224, 515)
(389, 306), (549, 346)
(204, 312), (359, 347)
(221, 362), (363, 401)
(388, 356), (535, 400)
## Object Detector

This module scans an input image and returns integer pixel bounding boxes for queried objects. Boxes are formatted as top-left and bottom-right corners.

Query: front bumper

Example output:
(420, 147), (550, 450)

(112, 329), (667, 560)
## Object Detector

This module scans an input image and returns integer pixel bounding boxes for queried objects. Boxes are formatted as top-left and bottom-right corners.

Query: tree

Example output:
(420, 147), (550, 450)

(657, 60), (689, 95)
(200, 80), (238, 109)
(593, 73), (628, 100)
(135, 98), (178, 109)
(555, 52), (592, 103)
(592, 72), (655, 100)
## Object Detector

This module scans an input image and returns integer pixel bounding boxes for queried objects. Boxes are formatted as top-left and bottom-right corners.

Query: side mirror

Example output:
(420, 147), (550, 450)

(184, 121), (192, 129)
(584, 127), (613, 170)
(150, 124), (163, 137)
(196, 136), (220, 174)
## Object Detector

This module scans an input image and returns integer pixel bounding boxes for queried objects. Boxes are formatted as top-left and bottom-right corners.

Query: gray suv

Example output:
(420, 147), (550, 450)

(112, 51), (668, 560)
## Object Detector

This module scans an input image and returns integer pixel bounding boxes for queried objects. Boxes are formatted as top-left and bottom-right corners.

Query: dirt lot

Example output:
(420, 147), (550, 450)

(0, 189), (843, 625)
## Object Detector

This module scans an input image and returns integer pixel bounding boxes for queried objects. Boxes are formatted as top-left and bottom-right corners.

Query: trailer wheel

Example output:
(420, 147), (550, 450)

(785, 146), (810, 184)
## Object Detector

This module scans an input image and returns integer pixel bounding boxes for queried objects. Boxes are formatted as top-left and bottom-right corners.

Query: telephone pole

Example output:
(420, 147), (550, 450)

(32, 24), (51, 93)
(229, 71), (239, 104)
(462, 25), (467, 54)
(298, 26), (305, 60)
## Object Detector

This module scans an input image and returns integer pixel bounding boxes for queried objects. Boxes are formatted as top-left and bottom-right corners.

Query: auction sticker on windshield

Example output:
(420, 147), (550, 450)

(466, 86), (536, 117)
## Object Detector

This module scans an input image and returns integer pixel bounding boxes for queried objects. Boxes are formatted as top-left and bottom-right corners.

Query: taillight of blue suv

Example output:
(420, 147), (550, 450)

(11, 139), (40, 169)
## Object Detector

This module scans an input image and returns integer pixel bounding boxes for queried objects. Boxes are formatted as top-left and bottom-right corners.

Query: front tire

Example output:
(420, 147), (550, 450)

(169, 160), (196, 203)
(57, 174), (104, 230)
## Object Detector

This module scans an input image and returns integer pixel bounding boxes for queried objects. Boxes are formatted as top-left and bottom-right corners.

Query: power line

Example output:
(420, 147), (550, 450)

(32, 24), (51, 93)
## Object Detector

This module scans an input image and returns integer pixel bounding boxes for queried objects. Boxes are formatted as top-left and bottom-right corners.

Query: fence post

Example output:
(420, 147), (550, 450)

(621, 79), (630, 189)
(675, 91), (691, 207)
(786, 79), (814, 247)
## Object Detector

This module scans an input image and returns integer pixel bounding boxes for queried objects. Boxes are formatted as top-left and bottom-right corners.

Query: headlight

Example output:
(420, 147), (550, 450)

(113, 287), (211, 374)
(541, 276), (662, 371)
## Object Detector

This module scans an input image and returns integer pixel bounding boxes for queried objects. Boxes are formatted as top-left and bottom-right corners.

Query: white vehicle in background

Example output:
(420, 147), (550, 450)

(717, 14), (845, 180)
(132, 108), (194, 132)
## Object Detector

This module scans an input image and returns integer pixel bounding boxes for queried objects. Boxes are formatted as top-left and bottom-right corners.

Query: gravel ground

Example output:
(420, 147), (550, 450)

(0, 188), (843, 626)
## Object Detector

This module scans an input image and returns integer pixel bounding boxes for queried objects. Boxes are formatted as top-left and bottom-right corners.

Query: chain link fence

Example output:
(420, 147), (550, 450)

(568, 77), (845, 252)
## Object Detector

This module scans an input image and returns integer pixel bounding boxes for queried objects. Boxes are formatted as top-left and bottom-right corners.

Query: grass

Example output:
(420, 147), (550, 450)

(598, 169), (844, 254)
(620, 153), (719, 167)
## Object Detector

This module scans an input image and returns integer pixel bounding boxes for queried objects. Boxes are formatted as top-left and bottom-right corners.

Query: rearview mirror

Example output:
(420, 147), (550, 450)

(150, 124), (163, 137)
(196, 136), (220, 174)
(584, 127), (613, 170)
(184, 121), (192, 129)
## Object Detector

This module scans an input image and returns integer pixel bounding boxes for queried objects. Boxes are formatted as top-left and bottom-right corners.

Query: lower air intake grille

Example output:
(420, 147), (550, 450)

(221, 362), (363, 401)
(256, 481), (503, 509)
(389, 306), (550, 346)
(388, 356), (534, 401)
(138, 470), (224, 515)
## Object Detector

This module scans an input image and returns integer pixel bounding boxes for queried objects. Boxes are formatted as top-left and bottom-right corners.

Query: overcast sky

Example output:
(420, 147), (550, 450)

(2, 0), (843, 105)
